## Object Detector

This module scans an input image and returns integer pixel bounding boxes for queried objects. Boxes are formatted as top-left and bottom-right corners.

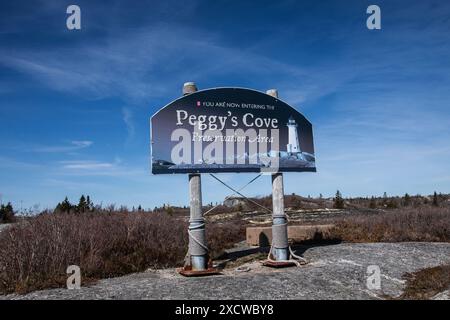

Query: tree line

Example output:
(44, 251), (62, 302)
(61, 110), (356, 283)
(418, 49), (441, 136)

(0, 190), (446, 222)
(54, 195), (145, 214)
(333, 190), (443, 209)
(54, 195), (94, 213)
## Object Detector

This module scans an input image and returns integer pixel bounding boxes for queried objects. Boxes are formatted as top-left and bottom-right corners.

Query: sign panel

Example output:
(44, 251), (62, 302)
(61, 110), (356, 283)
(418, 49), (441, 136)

(151, 88), (315, 174)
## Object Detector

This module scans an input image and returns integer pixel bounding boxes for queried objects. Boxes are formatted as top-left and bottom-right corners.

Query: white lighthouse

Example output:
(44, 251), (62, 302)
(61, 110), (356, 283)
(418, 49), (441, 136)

(286, 116), (301, 153)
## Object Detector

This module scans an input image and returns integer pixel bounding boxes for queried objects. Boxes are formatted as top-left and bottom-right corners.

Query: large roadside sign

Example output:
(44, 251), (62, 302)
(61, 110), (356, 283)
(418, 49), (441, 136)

(150, 87), (315, 174)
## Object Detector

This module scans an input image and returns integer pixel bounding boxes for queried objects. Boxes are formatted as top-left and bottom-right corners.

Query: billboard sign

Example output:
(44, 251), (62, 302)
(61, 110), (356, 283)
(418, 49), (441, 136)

(151, 87), (315, 174)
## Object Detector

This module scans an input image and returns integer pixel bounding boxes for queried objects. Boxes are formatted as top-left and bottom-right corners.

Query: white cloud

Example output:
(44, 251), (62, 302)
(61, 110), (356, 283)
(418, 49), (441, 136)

(32, 140), (93, 153)
(0, 24), (336, 105)
(71, 140), (93, 148)
(58, 159), (145, 177)
(61, 160), (114, 170)
(122, 107), (135, 142)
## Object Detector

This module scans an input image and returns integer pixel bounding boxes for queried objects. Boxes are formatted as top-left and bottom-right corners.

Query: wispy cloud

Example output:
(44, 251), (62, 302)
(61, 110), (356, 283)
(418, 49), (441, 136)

(61, 160), (114, 170)
(0, 23), (342, 105)
(32, 140), (93, 153)
(58, 158), (145, 177)
(1, 1), (450, 208)
(122, 107), (135, 142)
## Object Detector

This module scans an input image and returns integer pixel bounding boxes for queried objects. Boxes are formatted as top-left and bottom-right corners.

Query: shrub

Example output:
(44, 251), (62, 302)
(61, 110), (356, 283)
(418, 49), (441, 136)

(334, 190), (344, 209)
(207, 222), (246, 258)
(403, 193), (411, 207)
(386, 198), (399, 209)
(369, 197), (377, 209)
(0, 211), (244, 295)
(331, 206), (450, 243)
(433, 192), (439, 207)
(165, 205), (174, 216)
(399, 264), (450, 300)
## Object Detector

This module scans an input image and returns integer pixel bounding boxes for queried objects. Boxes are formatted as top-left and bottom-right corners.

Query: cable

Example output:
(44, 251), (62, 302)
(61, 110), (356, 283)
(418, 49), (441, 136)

(203, 173), (308, 267)
(203, 173), (264, 216)
(209, 173), (272, 214)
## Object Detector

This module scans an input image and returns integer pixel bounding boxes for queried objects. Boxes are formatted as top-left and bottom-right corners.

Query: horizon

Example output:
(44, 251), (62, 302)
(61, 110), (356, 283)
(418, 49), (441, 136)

(1, 1), (450, 210)
(3, 190), (448, 214)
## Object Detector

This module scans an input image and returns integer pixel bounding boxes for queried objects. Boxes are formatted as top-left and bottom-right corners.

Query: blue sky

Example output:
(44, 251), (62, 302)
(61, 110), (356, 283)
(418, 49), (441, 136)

(1, 0), (450, 211)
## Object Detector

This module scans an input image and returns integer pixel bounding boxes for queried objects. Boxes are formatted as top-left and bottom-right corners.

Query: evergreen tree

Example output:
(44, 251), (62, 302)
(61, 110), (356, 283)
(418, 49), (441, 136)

(334, 190), (344, 209)
(403, 193), (411, 207)
(77, 195), (88, 213)
(0, 202), (15, 223)
(432, 191), (439, 207)
(56, 197), (73, 213)
(86, 195), (93, 211)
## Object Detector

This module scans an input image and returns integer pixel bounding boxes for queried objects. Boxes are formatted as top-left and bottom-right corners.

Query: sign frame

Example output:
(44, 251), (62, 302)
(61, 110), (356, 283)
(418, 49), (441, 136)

(150, 87), (316, 174)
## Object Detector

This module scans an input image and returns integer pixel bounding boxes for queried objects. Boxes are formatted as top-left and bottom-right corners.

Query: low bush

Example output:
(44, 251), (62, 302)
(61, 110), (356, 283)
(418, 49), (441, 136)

(399, 264), (450, 299)
(207, 221), (246, 258)
(331, 206), (450, 243)
(0, 211), (244, 295)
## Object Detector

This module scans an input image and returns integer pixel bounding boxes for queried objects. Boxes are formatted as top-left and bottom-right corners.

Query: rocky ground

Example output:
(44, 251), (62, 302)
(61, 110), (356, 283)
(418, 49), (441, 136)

(2, 242), (449, 300)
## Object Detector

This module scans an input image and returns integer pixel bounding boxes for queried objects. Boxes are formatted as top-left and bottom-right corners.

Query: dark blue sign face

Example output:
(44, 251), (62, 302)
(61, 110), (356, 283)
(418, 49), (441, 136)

(151, 87), (316, 174)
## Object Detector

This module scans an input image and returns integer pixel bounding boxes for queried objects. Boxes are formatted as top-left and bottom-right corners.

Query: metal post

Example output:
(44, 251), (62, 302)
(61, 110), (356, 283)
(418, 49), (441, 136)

(183, 82), (208, 271)
(271, 173), (289, 260)
(267, 89), (289, 261)
(187, 173), (207, 270)
(183, 81), (198, 96)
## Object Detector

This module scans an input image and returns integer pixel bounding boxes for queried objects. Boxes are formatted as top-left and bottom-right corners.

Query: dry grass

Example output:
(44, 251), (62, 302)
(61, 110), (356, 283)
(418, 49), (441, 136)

(0, 211), (244, 295)
(207, 222), (247, 258)
(331, 206), (450, 243)
(395, 264), (450, 300)
(0, 201), (448, 295)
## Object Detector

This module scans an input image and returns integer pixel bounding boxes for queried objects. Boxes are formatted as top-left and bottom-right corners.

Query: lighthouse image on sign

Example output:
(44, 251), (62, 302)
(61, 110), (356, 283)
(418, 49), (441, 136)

(269, 115), (315, 167)
(286, 116), (300, 154)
